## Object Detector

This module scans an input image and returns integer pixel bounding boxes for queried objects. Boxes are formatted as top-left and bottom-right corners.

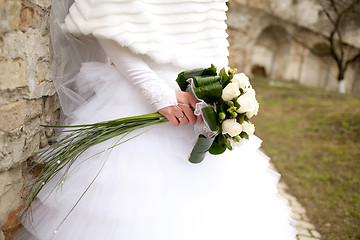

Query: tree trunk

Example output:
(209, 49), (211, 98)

(338, 79), (346, 93)
(337, 68), (346, 93)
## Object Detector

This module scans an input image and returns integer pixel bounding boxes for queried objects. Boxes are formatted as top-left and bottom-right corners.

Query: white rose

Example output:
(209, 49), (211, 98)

(236, 89), (259, 118)
(248, 101), (259, 118)
(241, 122), (255, 135)
(221, 82), (240, 101)
(245, 88), (256, 97)
(233, 73), (251, 90)
(222, 119), (242, 137)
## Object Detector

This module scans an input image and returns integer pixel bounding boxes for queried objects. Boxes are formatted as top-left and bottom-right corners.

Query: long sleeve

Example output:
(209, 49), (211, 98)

(98, 39), (177, 111)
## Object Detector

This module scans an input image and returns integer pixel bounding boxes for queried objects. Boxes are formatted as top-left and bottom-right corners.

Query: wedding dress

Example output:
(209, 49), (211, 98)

(15, 0), (297, 239)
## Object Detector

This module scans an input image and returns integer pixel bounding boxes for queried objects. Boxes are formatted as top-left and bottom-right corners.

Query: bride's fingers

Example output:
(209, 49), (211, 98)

(178, 105), (196, 125)
(187, 94), (199, 110)
(178, 114), (189, 125)
(158, 107), (182, 126)
(175, 91), (199, 111)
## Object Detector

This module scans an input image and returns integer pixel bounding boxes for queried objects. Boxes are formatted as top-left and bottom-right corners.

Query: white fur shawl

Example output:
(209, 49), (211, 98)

(64, 0), (229, 69)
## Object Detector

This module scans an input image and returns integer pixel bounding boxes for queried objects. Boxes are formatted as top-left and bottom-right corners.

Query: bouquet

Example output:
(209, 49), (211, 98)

(24, 65), (259, 216)
(176, 65), (259, 163)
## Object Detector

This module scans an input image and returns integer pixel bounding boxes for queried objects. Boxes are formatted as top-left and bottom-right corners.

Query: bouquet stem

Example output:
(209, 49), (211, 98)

(23, 112), (168, 217)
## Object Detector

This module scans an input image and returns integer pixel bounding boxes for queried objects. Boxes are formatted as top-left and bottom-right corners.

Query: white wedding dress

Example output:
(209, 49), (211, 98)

(15, 0), (297, 239)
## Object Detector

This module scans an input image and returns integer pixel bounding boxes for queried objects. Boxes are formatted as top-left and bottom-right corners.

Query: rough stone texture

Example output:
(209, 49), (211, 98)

(227, 0), (360, 93)
(0, 0), (58, 238)
(0, 59), (27, 90)
(0, 0), (22, 34)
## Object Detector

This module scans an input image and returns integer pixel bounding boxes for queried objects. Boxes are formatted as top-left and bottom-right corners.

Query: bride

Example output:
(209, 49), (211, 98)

(15, 0), (297, 239)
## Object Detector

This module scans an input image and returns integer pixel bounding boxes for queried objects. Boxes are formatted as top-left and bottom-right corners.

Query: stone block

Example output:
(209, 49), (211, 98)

(36, 61), (51, 84)
(0, 100), (27, 131)
(298, 228), (312, 237)
(0, 59), (27, 91)
(28, 81), (56, 99)
(310, 230), (321, 238)
(44, 95), (60, 114)
(25, 99), (43, 121)
(0, 0), (21, 34)
(1, 206), (22, 240)
(22, 118), (41, 159)
(0, 131), (4, 151)
(0, 99), (44, 131)
(19, 7), (34, 32)
(0, 88), (30, 107)
(23, 132), (40, 160)
(0, 166), (23, 225)
(32, 5), (50, 33)
(0, 133), (25, 171)
(298, 237), (319, 240)
(33, 0), (51, 9)
(297, 220), (315, 230)
(40, 131), (49, 148)
(0, 230), (4, 240)
(292, 212), (301, 220)
(0, 29), (50, 61)
(0, 154), (12, 173)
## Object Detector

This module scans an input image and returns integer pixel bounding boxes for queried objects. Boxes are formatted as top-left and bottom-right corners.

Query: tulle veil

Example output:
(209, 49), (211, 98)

(50, 0), (108, 122)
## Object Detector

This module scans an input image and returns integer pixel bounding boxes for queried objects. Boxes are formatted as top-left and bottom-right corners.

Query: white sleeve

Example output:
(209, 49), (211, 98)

(98, 39), (177, 111)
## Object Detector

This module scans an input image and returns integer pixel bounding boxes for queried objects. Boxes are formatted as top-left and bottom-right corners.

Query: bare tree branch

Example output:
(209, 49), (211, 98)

(314, 0), (360, 83)
(289, 34), (330, 57)
(345, 52), (360, 70)
(330, 0), (339, 15)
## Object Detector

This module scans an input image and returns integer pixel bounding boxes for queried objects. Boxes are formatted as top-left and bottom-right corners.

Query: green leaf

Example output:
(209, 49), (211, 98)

(219, 102), (227, 115)
(237, 114), (245, 124)
(176, 69), (206, 91)
(175, 65), (217, 91)
(193, 76), (221, 87)
(189, 135), (216, 163)
(240, 131), (249, 140)
(233, 100), (240, 109)
(219, 67), (232, 88)
(201, 64), (217, 76)
(225, 138), (233, 150)
(201, 106), (219, 131)
(209, 134), (227, 155)
(193, 82), (222, 103)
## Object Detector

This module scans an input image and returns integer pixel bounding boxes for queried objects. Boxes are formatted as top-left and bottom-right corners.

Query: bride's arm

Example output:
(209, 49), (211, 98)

(98, 39), (200, 126)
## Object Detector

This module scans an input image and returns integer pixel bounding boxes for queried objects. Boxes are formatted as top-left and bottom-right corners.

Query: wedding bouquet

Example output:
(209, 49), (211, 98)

(176, 65), (259, 163)
(24, 65), (259, 215)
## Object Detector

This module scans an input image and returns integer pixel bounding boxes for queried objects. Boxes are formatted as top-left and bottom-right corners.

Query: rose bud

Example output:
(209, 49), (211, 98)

(234, 135), (242, 142)
(219, 112), (226, 120)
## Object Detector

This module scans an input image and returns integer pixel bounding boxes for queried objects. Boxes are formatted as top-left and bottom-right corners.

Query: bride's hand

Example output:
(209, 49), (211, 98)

(158, 91), (202, 126)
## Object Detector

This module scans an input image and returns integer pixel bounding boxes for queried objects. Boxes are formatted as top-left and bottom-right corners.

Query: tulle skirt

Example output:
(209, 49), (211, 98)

(17, 63), (297, 240)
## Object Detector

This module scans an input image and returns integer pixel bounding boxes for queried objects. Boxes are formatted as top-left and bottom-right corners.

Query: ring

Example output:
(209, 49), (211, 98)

(178, 115), (184, 120)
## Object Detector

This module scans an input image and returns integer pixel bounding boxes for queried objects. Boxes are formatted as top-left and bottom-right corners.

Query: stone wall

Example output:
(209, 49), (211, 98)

(227, 0), (360, 93)
(0, 0), (59, 239)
